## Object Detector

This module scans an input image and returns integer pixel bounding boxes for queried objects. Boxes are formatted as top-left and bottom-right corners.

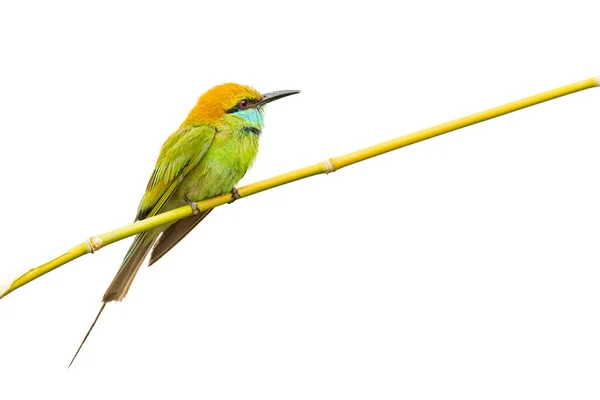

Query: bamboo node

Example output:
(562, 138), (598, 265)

(323, 159), (336, 174)
(86, 236), (103, 253)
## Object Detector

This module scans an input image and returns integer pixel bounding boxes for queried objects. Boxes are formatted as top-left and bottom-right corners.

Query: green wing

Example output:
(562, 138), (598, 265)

(136, 125), (216, 220)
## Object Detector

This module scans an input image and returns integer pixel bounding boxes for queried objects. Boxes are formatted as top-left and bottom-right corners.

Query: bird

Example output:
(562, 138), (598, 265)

(69, 83), (300, 366)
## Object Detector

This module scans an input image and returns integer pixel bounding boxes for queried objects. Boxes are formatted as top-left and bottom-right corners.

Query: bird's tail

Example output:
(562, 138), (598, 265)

(69, 231), (159, 367)
(103, 231), (159, 302)
(148, 209), (212, 266)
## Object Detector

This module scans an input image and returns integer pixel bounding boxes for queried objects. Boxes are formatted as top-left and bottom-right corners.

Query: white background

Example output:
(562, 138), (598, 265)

(0, 0), (599, 398)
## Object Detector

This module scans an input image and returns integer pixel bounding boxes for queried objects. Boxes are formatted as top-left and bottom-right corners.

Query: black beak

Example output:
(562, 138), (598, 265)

(256, 90), (300, 106)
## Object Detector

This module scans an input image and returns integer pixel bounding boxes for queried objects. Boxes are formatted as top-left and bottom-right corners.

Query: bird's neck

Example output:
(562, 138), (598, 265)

(221, 108), (264, 136)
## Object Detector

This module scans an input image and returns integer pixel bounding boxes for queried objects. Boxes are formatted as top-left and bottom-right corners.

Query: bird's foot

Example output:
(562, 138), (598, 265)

(228, 188), (241, 204)
(185, 197), (201, 216)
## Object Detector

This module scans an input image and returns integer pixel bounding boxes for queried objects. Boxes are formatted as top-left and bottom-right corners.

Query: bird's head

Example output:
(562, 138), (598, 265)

(184, 83), (299, 131)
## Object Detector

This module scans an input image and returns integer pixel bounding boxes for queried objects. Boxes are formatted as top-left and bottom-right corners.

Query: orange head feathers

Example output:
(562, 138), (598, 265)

(185, 83), (263, 124)
(184, 83), (300, 126)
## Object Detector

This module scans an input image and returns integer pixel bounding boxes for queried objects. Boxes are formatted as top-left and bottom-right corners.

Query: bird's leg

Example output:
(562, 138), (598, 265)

(228, 188), (241, 204)
(184, 196), (201, 216)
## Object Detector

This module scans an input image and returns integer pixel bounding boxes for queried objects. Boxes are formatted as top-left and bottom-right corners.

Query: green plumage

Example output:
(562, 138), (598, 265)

(106, 110), (262, 302)
(70, 83), (299, 367)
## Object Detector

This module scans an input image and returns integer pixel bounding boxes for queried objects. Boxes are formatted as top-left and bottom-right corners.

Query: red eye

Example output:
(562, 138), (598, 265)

(239, 99), (248, 109)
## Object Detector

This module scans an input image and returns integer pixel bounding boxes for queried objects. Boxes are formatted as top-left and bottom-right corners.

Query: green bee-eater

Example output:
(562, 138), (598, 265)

(70, 83), (300, 366)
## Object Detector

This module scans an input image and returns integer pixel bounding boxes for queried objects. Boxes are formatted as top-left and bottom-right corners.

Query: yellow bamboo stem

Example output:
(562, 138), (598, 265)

(1, 76), (598, 299)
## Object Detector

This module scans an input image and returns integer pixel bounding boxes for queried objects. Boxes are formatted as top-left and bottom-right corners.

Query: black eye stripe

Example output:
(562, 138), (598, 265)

(226, 99), (253, 114)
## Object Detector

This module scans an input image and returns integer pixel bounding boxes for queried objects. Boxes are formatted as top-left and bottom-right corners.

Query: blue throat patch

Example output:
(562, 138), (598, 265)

(236, 108), (264, 127)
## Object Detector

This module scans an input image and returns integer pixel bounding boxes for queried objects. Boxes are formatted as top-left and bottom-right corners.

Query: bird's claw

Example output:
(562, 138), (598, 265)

(229, 188), (241, 204)
(185, 197), (201, 216)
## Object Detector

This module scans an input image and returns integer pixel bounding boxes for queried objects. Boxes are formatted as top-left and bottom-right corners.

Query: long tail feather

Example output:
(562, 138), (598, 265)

(69, 231), (159, 366)
(148, 209), (212, 266)
(69, 302), (107, 368)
